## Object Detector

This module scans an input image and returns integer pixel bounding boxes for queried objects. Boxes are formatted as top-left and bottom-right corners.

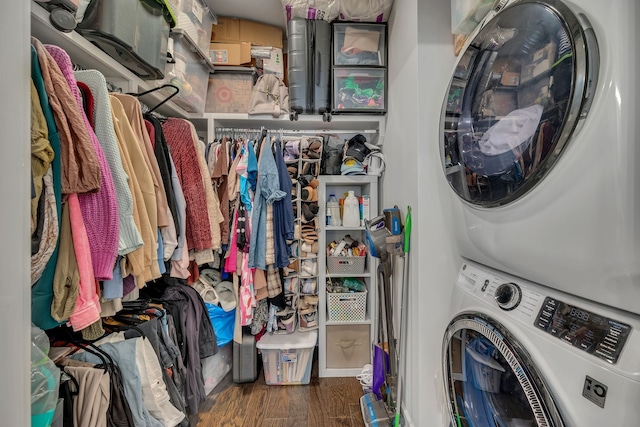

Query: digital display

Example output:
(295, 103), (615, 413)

(569, 307), (589, 322)
(535, 297), (631, 364)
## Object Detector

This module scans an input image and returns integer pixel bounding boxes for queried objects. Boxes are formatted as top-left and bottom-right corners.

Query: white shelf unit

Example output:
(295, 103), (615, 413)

(318, 175), (379, 377)
(30, 1), (207, 127)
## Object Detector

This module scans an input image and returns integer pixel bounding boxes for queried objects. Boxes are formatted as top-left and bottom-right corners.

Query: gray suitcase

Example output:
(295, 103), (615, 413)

(233, 332), (258, 383)
(287, 17), (332, 122)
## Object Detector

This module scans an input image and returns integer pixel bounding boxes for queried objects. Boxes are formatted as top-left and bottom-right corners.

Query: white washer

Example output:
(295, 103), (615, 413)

(442, 260), (640, 427)
(440, 0), (640, 314)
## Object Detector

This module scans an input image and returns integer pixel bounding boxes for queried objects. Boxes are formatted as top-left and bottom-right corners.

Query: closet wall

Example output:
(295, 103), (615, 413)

(1, 2), (32, 425)
(384, 0), (459, 425)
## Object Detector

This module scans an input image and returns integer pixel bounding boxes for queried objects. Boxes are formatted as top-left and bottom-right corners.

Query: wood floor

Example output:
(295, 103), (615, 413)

(190, 351), (366, 426)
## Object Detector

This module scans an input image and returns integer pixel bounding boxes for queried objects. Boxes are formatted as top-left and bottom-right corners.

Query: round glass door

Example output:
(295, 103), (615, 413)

(441, 0), (599, 207)
(443, 314), (565, 427)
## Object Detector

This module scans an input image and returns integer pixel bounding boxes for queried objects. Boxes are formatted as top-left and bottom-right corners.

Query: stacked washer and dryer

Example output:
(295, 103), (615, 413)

(439, 0), (640, 425)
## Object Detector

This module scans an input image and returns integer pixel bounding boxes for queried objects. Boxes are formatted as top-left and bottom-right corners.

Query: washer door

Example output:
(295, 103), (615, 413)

(443, 314), (565, 427)
(441, 0), (599, 207)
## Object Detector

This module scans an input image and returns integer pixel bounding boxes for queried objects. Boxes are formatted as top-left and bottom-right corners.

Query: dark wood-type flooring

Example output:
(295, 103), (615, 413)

(190, 351), (366, 426)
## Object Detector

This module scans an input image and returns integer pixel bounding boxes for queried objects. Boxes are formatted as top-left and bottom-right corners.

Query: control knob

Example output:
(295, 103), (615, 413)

(495, 282), (522, 311)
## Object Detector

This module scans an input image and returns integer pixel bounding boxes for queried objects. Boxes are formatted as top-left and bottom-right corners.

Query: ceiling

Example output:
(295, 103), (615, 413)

(205, 0), (288, 30)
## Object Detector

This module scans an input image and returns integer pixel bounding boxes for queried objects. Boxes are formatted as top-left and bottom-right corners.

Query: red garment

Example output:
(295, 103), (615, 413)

(161, 118), (212, 251)
(212, 139), (230, 245)
(76, 81), (95, 130)
(144, 119), (156, 149)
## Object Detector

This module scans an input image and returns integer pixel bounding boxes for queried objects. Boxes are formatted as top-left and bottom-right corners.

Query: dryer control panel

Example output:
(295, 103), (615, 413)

(535, 297), (631, 364)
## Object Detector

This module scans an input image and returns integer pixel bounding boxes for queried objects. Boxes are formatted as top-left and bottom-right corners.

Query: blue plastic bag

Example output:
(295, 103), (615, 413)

(206, 303), (235, 347)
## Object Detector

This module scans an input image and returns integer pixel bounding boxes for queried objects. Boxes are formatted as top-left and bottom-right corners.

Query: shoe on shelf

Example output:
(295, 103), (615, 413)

(301, 186), (318, 202)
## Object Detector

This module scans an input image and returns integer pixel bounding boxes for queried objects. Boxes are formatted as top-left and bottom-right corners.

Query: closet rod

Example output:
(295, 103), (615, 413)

(215, 128), (378, 135)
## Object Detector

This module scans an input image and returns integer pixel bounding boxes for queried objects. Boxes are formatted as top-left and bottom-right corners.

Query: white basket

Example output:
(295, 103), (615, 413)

(327, 256), (366, 275)
(327, 291), (367, 322)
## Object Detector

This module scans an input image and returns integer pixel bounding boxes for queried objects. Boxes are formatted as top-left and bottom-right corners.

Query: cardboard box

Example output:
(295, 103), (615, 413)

(262, 47), (284, 79)
(205, 71), (254, 113)
(211, 16), (283, 49)
(210, 42), (252, 66)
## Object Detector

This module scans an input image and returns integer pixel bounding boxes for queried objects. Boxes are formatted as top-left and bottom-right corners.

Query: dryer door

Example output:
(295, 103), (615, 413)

(443, 313), (565, 427)
(441, 0), (599, 207)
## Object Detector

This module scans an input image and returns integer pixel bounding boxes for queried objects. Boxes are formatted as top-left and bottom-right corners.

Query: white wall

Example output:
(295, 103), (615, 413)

(385, 0), (461, 425)
(0, 2), (31, 425)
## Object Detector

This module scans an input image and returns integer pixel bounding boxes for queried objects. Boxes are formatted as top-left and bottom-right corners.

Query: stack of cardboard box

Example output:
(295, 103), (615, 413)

(207, 17), (286, 114)
(210, 17), (283, 75)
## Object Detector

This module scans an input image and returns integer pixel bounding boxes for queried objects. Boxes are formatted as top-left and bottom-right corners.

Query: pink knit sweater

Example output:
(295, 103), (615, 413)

(46, 45), (119, 280)
(67, 193), (101, 331)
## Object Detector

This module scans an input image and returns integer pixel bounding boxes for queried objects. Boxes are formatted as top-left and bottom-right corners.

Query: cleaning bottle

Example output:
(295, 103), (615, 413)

(342, 191), (360, 227)
(327, 194), (341, 226)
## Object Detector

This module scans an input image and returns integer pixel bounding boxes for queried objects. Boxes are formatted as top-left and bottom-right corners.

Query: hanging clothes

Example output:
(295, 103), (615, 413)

(190, 123), (223, 259)
(30, 80), (55, 235)
(110, 95), (161, 284)
(67, 192), (103, 336)
(112, 93), (170, 229)
(51, 200), (79, 323)
(31, 37), (102, 195)
(59, 363), (111, 427)
(75, 70), (143, 257)
(47, 44), (119, 281)
(161, 118), (212, 252)
(30, 45), (64, 331)
(211, 137), (230, 245)
(146, 116), (180, 261)
(272, 139), (295, 268)
(30, 80), (58, 284)
(248, 137), (287, 270)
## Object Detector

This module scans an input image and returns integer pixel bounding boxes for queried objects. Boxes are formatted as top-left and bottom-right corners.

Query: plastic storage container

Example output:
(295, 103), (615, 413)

(170, 0), (216, 59)
(342, 191), (360, 227)
(326, 194), (342, 226)
(333, 68), (386, 113)
(160, 31), (213, 113)
(327, 291), (367, 322)
(333, 23), (386, 67)
(201, 342), (232, 395)
(76, 0), (172, 79)
(205, 70), (255, 113)
(257, 330), (318, 385)
(327, 256), (366, 275)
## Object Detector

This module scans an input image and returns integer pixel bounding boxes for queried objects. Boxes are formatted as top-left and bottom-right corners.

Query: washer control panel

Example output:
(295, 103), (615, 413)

(494, 282), (522, 310)
(535, 297), (631, 364)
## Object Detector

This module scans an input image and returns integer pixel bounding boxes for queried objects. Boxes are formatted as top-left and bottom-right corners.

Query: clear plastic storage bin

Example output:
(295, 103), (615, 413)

(256, 330), (317, 385)
(333, 68), (386, 113)
(333, 23), (386, 67)
(76, 0), (172, 79)
(205, 70), (255, 113)
(170, 0), (216, 59)
(160, 30), (213, 113)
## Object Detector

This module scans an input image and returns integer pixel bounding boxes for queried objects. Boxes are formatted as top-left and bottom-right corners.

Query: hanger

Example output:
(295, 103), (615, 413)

(128, 84), (180, 115)
(59, 328), (111, 373)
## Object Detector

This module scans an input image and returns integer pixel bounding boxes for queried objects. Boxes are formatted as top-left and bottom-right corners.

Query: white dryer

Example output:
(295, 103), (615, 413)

(442, 260), (640, 427)
(440, 0), (640, 314)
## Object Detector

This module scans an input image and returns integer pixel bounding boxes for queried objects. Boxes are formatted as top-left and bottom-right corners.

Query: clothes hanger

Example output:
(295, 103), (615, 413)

(127, 83), (180, 115)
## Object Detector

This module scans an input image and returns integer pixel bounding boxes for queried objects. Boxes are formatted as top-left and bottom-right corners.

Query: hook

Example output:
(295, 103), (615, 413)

(128, 84), (180, 115)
